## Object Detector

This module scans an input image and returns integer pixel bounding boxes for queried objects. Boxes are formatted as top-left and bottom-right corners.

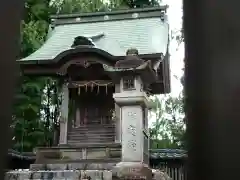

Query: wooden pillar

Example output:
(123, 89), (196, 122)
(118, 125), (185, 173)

(115, 84), (121, 143)
(76, 107), (81, 127)
(69, 88), (76, 128)
(75, 89), (81, 127)
(59, 83), (69, 145)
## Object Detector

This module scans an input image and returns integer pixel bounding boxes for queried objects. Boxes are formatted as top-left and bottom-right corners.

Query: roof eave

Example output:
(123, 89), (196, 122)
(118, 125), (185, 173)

(17, 53), (163, 65)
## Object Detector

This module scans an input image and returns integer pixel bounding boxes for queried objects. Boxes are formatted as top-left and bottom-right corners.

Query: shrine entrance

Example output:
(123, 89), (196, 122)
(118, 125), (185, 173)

(64, 62), (117, 145)
(68, 81), (115, 127)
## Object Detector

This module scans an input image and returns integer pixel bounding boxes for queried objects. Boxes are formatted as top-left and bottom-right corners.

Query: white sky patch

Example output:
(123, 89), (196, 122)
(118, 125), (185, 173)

(164, 0), (184, 97)
(149, 0), (184, 127)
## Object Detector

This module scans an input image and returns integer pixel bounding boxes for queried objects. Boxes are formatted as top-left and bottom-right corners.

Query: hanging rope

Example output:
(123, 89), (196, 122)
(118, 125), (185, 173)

(67, 80), (113, 94)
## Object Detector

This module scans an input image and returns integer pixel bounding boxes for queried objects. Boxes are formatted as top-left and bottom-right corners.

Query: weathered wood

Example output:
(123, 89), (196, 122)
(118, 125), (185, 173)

(59, 83), (69, 145)
(184, 0), (240, 179)
(68, 125), (115, 145)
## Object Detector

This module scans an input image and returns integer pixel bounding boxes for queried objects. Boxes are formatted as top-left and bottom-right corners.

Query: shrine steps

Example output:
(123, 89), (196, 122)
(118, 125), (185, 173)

(67, 139), (115, 145)
(69, 124), (115, 130)
(67, 124), (115, 145)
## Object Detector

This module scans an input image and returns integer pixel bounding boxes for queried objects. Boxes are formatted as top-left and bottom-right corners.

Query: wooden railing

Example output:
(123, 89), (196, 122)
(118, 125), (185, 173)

(152, 162), (186, 180)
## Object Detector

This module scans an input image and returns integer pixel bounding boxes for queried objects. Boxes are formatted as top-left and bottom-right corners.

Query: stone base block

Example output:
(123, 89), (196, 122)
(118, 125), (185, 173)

(30, 162), (117, 171)
(5, 170), (112, 180)
(35, 143), (121, 164)
(112, 162), (152, 180)
(5, 169), (171, 180)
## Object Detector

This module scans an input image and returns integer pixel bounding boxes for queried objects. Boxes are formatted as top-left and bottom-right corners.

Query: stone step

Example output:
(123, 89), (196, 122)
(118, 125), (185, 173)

(69, 133), (115, 136)
(67, 141), (115, 144)
(68, 136), (115, 141)
(71, 125), (115, 130)
(67, 142), (115, 146)
(68, 132), (114, 135)
(70, 128), (115, 132)
(68, 135), (114, 139)
(68, 137), (114, 141)
(70, 130), (115, 134)
(68, 131), (115, 135)
(68, 128), (115, 144)
(67, 140), (115, 144)
(68, 139), (115, 143)
(68, 138), (114, 141)
(68, 133), (114, 137)
(60, 142), (121, 148)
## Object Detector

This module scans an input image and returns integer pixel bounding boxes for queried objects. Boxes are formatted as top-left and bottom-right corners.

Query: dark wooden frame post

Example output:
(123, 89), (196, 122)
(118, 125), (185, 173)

(184, 0), (240, 179)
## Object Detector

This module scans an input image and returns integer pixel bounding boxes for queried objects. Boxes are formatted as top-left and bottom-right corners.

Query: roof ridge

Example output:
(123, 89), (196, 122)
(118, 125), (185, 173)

(50, 6), (168, 19)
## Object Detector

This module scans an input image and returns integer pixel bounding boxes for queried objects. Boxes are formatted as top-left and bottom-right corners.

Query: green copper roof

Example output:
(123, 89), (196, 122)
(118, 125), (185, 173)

(21, 7), (169, 62)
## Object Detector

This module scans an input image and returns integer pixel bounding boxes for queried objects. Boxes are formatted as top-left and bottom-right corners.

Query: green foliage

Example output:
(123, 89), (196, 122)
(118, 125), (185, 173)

(51, 0), (131, 14)
(13, 0), (55, 152)
(123, 0), (159, 8)
(150, 94), (186, 149)
(13, 76), (46, 151)
(20, 20), (48, 57)
(55, 0), (109, 13)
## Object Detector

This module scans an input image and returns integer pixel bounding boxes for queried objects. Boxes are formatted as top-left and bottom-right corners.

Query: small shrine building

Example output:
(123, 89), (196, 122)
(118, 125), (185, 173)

(16, 6), (170, 180)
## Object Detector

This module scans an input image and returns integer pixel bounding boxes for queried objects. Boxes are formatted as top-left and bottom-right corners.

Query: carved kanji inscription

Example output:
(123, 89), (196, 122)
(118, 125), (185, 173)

(127, 124), (137, 136)
(127, 139), (137, 151)
(126, 111), (137, 151)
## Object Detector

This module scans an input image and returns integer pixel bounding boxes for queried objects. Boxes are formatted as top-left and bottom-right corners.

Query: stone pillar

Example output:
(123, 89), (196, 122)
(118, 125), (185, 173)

(59, 83), (69, 145)
(112, 76), (152, 180)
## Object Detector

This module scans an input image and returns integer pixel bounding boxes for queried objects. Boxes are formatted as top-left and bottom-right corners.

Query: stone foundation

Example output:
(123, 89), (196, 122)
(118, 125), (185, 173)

(30, 163), (118, 171)
(5, 169), (171, 180)
(5, 170), (111, 180)
(35, 143), (121, 164)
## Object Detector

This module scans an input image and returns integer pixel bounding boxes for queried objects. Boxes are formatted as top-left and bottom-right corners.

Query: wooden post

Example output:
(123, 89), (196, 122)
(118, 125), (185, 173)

(59, 83), (69, 145)
(75, 107), (81, 127)
(114, 84), (121, 143)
